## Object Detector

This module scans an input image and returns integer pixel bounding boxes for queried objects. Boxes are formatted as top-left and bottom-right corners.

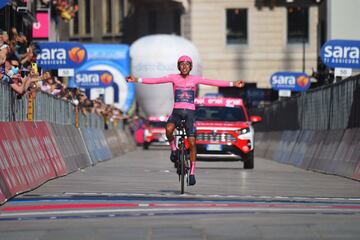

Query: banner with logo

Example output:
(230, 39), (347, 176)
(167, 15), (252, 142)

(37, 42), (87, 69)
(0, 0), (9, 9)
(270, 72), (311, 92)
(195, 98), (243, 107)
(320, 40), (360, 69)
(74, 70), (113, 88)
(68, 44), (135, 113)
(32, 12), (49, 39)
(85, 44), (129, 63)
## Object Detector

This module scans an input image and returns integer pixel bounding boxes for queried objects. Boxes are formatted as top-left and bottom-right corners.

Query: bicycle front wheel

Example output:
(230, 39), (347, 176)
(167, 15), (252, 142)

(180, 145), (185, 194)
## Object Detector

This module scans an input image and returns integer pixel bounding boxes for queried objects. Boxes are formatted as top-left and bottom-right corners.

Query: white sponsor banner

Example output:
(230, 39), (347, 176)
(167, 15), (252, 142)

(58, 68), (74, 77)
(335, 68), (352, 78)
(279, 90), (291, 97)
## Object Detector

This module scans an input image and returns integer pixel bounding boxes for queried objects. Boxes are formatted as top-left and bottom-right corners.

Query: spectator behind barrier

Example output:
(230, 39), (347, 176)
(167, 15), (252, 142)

(0, 27), (130, 127)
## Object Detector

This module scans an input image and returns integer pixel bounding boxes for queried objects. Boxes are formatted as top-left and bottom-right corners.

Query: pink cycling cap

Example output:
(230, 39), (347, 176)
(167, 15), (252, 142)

(177, 55), (192, 64)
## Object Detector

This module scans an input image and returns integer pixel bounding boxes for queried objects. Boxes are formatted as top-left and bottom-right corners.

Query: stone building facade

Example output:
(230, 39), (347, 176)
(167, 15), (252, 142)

(182, 0), (319, 89)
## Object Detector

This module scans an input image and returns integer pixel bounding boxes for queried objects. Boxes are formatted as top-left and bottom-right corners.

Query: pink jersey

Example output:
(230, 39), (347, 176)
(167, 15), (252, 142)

(139, 74), (233, 110)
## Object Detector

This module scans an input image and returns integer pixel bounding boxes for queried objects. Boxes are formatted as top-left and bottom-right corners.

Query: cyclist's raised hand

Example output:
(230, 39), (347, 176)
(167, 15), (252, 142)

(126, 76), (138, 83)
(233, 80), (245, 88)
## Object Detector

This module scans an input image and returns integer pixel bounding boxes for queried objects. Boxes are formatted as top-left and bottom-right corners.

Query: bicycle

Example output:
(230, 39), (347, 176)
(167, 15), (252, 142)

(174, 120), (190, 194)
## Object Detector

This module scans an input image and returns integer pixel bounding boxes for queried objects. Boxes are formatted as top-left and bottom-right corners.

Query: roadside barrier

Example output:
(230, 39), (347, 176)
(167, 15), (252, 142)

(349, 129), (360, 180)
(254, 132), (269, 158)
(104, 130), (124, 157)
(264, 131), (282, 160)
(255, 128), (360, 181)
(48, 123), (92, 172)
(124, 128), (137, 151)
(274, 131), (301, 164)
(0, 122), (137, 205)
(116, 128), (137, 153)
(354, 161), (360, 180)
(80, 128), (113, 164)
(288, 130), (315, 167)
(30, 122), (68, 177)
(0, 123), (28, 200)
(0, 121), (65, 202)
(251, 76), (360, 131)
(308, 130), (343, 172)
(0, 168), (11, 204)
(299, 130), (325, 170)
(0, 189), (6, 205)
(332, 128), (360, 178)
(117, 129), (132, 153)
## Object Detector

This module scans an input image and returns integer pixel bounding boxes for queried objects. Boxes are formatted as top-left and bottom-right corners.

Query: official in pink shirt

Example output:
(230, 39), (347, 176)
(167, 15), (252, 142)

(127, 55), (245, 186)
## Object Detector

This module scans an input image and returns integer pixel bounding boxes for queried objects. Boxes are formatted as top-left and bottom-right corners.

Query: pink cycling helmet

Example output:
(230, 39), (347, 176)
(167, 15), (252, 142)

(177, 55), (192, 70)
(177, 55), (192, 64)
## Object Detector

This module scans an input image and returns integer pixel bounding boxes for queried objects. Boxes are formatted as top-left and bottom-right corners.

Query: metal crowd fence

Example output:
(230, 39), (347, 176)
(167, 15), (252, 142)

(0, 81), (106, 128)
(78, 112), (105, 129)
(250, 75), (360, 131)
(0, 81), (28, 121)
(33, 91), (76, 125)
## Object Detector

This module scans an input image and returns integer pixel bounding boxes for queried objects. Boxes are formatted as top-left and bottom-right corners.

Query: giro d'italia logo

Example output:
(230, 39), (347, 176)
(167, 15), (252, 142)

(68, 47), (86, 64)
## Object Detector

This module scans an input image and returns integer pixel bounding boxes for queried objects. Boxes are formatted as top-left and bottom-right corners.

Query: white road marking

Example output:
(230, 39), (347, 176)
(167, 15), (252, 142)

(36, 192), (360, 203)
(2, 207), (360, 218)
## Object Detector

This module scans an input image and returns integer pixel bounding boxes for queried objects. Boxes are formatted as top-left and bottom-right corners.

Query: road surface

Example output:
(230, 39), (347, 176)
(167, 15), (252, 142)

(1, 146), (360, 240)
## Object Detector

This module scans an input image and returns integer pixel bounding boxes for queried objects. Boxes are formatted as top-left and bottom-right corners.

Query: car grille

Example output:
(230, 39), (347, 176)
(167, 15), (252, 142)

(197, 132), (236, 142)
(153, 133), (163, 138)
(152, 133), (167, 140)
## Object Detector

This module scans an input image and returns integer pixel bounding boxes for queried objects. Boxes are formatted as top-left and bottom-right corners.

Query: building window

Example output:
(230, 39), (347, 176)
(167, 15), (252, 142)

(226, 8), (247, 45)
(117, 0), (125, 33)
(73, 0), (79, 35)
(84, 0), (91, 34)
(173, 9), (181, 35)
(105, 0), (112, 33)
(287, 7), (309, 44)
(148, 10), (157, 34)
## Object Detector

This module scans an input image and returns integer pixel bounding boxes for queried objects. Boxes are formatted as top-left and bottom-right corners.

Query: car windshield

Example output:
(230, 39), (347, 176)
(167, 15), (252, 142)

(149, 121), (166, 128)
(195, 106), (247, 122)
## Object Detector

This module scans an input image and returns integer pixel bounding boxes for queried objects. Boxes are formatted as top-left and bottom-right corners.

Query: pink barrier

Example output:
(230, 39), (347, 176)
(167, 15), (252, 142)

(0, 123), (32, 196)
(33, 122), (67, 176)
(17, 122), (57, 185)
(0, 121), (67, 201)
(0, 189), (6, 204)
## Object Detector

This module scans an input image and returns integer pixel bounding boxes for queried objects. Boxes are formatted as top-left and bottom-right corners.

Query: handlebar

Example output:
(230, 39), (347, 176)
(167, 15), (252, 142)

(174, 120), (187, 137)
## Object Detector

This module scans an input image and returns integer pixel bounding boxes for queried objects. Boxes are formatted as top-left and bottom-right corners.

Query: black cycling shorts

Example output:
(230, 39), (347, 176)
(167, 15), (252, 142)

(167, 109), (196, 138)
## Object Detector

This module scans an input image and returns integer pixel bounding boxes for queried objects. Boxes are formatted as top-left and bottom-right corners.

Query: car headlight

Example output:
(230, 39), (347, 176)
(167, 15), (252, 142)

(235, 128), (250, 135)
(144, 129), (152, 137)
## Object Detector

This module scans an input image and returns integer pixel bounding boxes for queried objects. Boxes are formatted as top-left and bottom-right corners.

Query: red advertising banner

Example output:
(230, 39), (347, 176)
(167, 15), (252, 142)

(32, 12), (49, 39)
(18, 122), (57, 182)
(34, 122), (68, 176)
(0, 121), (67, 202)
(0, 189), (6, 205)
(0, 123), (31, 196)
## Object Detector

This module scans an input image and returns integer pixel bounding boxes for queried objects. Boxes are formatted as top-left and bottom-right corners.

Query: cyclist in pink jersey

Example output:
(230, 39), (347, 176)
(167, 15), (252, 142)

(127, 55), (245, 185)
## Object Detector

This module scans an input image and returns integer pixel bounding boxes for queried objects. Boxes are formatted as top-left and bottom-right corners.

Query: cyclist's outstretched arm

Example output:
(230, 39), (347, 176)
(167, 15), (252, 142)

(197, 77), (246, 88)
(126, 75), (173, 84)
